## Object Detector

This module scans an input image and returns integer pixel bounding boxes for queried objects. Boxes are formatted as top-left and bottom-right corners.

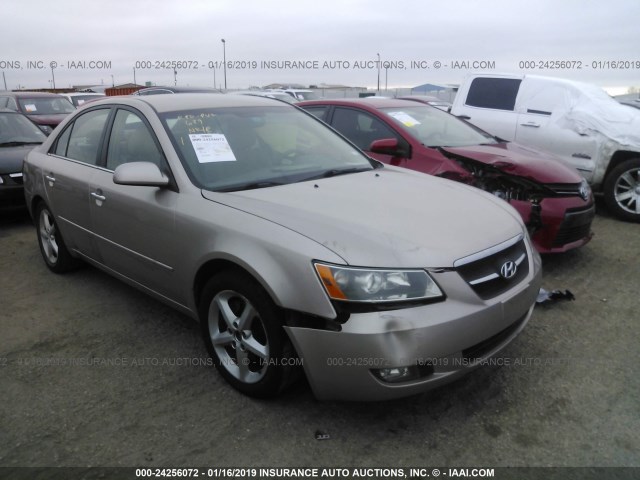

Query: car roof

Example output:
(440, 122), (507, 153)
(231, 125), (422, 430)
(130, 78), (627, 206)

(63, 92), (105, 96)
(88, 92), (292, 113)
(298, 98), (424, 109)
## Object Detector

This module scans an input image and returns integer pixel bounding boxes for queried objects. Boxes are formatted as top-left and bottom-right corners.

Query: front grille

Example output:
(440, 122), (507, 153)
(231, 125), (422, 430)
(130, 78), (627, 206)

(552, 206), (595, 247)
(545, 182), (583, 196)
(455, 236), (529, 300)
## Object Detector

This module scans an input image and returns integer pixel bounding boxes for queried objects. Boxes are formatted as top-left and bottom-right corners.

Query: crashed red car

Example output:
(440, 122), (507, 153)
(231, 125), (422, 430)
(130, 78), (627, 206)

(298, 98), (594, 253)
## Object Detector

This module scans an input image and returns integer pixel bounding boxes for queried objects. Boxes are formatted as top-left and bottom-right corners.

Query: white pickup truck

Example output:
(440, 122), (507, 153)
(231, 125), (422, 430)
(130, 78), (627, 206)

(450, 73), (640, 221)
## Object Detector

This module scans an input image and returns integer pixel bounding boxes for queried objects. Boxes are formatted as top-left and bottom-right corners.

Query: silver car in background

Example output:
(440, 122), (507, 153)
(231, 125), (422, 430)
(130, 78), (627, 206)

(23, 94), (542, 401)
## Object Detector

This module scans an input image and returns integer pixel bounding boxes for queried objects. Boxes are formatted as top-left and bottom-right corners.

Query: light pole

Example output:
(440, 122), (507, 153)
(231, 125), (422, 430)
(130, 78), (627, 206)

(221, 38), (227, 90)
(51, 66), (56, 89)
(111, 74), (114, 87)
(2, 71), (7, 90)
(376, 53), (380, 93)
(213, 67), (216, 90)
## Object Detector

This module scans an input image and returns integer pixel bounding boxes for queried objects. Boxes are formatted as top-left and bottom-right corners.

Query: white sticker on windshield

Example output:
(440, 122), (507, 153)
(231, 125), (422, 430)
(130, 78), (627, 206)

(387, 111), (421, 127)
(24, 104), (37, 112)
(189, 134), (237, 163)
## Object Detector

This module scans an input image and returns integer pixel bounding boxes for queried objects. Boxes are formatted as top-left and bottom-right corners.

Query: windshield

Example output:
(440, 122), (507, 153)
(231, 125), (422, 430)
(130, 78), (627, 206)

(18, 97), (75, 115)
(380, 105), (497, 147)
(0, 112), (47, 145)
(161, 106), (375, 191)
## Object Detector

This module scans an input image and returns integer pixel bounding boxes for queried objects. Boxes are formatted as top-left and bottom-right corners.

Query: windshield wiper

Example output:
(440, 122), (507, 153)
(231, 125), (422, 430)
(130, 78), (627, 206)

(216, 180), (285, 192)
(303, 167), (373, 181)
(0, 141), (42, 147)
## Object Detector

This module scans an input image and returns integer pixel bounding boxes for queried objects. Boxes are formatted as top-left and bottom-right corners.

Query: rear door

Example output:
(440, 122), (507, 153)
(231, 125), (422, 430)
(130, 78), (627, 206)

(43, 107), (112, 258)
(453, 77), (522, 140)
(514, 80), (599, 181)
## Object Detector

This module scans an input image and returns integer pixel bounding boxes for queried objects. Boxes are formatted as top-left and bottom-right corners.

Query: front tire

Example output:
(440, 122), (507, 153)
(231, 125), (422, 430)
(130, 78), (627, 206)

(199, 271), (297, 398)
(35, 202), (79, 273)
(603, 158), (640, 222)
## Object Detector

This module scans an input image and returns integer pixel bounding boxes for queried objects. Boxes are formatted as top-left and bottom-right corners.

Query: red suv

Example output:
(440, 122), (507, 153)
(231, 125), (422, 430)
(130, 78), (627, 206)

(299, 98), (594, 253)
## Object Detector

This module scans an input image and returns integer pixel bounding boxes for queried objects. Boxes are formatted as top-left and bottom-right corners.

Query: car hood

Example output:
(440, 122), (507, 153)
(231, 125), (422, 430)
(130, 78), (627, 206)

(440, 143), (583, 184)
(0, 144), (37, 174)
(26, 114), (69, 127)
(202, 167), (523, 268)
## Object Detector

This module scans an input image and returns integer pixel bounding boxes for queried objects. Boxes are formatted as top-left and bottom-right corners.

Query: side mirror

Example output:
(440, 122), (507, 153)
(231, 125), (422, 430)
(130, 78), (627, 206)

(369, 138), (405, 157)
(113, 161), (169, 187)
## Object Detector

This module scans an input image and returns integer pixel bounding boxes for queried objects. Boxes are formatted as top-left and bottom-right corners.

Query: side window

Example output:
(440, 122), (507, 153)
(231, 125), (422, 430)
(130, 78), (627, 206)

(0, 97), (8, 108)
(303, 106), (329, 122)
(53, 126), (72, 156)
(331, 108), (402, 150)
(65, 109), (110, 165)
(106, 109), (165, 170)
(466, 78), (522, 111)
(522, 85), (568, 115)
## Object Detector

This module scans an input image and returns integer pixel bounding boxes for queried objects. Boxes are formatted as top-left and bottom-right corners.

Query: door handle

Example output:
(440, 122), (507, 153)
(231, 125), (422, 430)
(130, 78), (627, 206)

(520, 122), (540, 128)
(45, 175), (56, 183)
(91, 192), (106, 202)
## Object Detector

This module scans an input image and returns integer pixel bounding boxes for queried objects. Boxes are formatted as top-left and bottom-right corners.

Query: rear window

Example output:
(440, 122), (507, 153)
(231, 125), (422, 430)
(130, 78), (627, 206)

(466, 78), (522, 111)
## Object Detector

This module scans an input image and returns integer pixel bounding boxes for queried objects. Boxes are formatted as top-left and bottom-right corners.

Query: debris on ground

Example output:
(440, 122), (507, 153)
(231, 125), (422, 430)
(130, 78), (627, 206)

(536, 288), (575, 304)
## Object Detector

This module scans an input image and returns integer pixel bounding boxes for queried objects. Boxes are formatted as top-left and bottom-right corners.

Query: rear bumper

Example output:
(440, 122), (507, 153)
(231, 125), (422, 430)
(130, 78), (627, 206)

(285, 255), (542, 401)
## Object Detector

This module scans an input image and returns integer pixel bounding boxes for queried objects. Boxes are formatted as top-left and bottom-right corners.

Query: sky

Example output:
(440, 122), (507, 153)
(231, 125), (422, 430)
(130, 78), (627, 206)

(2, 0), (639, 94)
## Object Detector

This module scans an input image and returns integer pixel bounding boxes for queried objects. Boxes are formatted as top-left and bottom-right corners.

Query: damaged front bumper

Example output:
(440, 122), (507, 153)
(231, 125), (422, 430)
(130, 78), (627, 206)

(284, 248), (543, 401)
(510, 197), (595, 253)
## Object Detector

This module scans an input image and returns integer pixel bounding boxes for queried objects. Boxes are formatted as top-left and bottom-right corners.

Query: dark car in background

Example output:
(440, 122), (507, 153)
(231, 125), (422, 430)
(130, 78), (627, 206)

(0, 108), (47, 211)
(0, 91), (75, 134)
(299, 98), (595, 254)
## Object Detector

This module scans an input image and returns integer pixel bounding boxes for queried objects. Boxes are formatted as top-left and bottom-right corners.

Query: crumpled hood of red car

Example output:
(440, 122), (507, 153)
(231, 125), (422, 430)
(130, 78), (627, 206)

(440, 142), (583, 184)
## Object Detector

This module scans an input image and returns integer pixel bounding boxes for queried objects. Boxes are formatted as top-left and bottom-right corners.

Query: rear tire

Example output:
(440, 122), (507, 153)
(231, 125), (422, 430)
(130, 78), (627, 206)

(35, 202), (79, 273)
(199, 271), (298, 398)
(603, 158), (640, 222)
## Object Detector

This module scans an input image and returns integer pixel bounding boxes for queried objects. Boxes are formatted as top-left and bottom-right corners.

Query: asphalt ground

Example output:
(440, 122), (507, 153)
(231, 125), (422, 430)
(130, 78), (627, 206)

(0, 199), (638, 472)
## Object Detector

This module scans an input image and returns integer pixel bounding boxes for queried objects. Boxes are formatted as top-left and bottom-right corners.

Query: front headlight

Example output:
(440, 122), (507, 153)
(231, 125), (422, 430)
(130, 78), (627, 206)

(314, 262), (444, 303)
(580, 179), (592, 201)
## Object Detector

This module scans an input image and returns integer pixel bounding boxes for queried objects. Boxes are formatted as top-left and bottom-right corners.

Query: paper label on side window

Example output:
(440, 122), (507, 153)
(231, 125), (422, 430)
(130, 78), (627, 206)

(189, 134), (237, 163)
(387, 111), (421, 127)
(24, 104), (37, 112)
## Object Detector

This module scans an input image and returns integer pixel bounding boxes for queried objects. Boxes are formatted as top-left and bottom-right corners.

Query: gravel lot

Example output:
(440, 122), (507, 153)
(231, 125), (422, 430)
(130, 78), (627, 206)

(0, 200), (638, 470)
